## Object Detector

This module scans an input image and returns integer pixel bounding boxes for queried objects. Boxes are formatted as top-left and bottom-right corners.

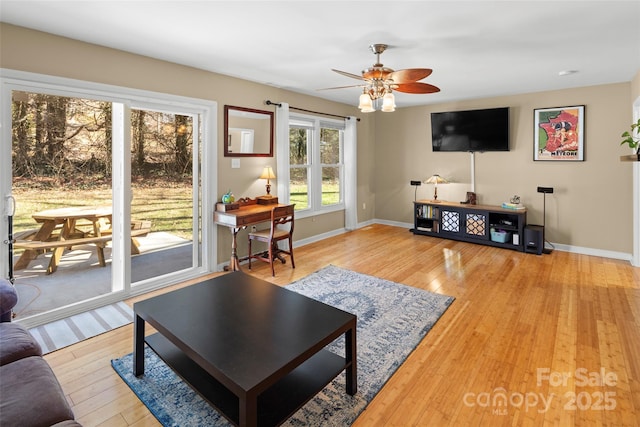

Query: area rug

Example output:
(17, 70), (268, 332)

(111, 265), (454, 426)
(29, 301), (133, 354)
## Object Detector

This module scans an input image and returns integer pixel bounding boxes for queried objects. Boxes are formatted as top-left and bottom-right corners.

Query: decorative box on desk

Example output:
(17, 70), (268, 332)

(216, 202), (240, 212)
(257, 195), (279, 205)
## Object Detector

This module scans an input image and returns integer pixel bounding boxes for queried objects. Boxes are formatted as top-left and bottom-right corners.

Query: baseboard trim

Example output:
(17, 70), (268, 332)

(370, 220), (632, 263)
(551, 243), (632, 262)
(215, 219), (633, 271)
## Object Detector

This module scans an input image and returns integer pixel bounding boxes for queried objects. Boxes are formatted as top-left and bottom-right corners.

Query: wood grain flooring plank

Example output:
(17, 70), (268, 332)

(37, 224), (638, 426)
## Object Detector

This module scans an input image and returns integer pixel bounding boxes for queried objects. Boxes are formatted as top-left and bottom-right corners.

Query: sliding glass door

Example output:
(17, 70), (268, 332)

(1, 72), (215, 327)
(127, 105), (202, 287)
(9, 90), (117, 318)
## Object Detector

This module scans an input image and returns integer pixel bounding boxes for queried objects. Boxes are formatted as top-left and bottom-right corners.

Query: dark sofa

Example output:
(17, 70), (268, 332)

(0, 279), (82, 427)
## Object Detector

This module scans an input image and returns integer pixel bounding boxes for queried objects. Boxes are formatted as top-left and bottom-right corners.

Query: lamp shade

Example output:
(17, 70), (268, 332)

(381, 92), (396, 112)
(259, 166), (276, 180)
(425, 174), (448, 201)
(424, 174), (448, 185)
(358, 93), (374, 113)
(260, 166), (276, 197)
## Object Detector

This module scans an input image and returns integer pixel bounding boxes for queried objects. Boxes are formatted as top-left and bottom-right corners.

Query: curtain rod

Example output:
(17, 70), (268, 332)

(265, 100), (360, 121)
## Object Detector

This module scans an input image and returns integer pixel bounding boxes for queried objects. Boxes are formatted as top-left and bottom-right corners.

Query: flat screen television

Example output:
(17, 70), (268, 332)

(431, 107), (509, 152)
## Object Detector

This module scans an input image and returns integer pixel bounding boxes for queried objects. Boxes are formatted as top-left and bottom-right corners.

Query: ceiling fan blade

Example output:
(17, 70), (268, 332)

(388, 68), (433, 83)
(317, 84), (365, 91)
(332, 69), (365, 81)
(393, 82), (441, 94)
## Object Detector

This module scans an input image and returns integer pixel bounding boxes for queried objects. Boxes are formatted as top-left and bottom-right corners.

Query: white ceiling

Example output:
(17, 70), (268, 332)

(2, 1), (639, 109)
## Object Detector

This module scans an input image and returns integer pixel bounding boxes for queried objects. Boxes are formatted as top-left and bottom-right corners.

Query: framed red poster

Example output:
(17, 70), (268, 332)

(534, 105), (585, 161)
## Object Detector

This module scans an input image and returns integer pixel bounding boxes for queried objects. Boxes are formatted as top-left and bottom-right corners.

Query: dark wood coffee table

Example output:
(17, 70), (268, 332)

(133, 271), (357, 427)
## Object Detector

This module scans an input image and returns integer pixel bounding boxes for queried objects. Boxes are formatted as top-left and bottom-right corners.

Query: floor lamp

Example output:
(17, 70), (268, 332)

(537, 186), (554, 254)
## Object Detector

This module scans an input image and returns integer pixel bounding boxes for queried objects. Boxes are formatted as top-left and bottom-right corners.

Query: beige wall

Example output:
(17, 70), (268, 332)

(375, 83), (634, 253)
(0, 24), (376, 264)
(632, 70), (640, 101)
(1, 23), (635, 258)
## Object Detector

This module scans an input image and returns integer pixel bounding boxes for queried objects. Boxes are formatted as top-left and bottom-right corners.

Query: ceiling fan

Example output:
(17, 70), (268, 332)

(321, 44), (440, 112)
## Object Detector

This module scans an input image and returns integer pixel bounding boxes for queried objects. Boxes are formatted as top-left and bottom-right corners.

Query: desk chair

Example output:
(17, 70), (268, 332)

(248, 204), (295, 276)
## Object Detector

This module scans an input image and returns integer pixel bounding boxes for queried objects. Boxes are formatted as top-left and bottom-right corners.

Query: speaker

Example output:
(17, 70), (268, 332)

(537, 186), (554, 194)
(524, 225), (544, 255)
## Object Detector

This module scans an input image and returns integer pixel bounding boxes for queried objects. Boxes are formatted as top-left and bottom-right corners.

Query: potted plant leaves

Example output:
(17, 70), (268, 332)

(620, 118), (640, 161)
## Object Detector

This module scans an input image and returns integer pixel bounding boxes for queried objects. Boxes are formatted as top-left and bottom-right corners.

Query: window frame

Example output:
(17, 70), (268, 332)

(288, 113), (345, 218)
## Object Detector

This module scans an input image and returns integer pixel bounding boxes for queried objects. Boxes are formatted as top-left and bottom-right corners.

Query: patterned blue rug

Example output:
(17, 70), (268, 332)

(111, 265), (454, 426)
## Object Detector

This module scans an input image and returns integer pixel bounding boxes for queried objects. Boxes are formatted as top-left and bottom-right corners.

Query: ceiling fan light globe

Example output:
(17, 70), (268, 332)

(358, 93), (375, 112)
(381, 92), (396, 112)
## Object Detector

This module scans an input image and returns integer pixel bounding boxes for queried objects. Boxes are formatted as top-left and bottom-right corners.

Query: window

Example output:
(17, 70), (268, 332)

(288, 114), (344, 214)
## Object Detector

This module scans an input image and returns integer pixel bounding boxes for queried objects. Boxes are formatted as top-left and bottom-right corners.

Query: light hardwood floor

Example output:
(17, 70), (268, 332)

(43, 224), (640, 426)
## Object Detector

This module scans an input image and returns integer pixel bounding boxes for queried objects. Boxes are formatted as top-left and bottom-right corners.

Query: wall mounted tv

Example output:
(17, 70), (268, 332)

(431, 107), (510, 152)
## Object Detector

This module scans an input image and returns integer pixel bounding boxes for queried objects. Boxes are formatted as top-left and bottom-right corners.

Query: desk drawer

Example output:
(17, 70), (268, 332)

(236, 212), (271, 226)
(214, 211), (271, 227)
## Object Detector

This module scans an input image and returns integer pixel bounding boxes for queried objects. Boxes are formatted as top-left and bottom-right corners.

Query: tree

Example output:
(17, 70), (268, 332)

(45, 95), (67, 167)
(11, 92), (194, 183)
(174, 115), (191, 174)
(132, 110), (146, 172)
(289, 128), (307, 164)
(11, 94), (30, 176)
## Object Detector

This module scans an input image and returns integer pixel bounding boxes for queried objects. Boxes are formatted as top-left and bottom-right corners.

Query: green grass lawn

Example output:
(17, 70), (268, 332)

(11, 181), (340, 240)
(290, 182), (340, 209)
(11, 183), (194, 239)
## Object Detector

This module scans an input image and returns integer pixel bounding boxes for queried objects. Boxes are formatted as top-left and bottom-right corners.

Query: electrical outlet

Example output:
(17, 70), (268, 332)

(362, 202), (366, 210)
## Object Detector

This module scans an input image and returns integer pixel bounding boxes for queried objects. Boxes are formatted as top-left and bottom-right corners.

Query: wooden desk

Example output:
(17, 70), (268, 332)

(13, 206), (150, 274)
(214, 201), (285, 271)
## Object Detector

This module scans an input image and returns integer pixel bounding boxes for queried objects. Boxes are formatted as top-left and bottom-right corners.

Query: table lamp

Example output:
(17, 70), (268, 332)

(259, 166), (276, 197)
(424, 174), (448, 202)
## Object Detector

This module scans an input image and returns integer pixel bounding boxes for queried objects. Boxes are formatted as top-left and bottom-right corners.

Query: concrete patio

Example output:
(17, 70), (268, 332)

(12, 231), (193, 318)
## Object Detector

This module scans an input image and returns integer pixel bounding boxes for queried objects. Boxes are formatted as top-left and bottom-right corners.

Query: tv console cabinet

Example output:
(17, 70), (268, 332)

(413, 200), (527, 252)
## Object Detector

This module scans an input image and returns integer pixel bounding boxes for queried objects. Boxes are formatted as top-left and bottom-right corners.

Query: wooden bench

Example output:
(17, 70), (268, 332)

(14, 235), (114, 273)
(13, 225), (89, 243)
(96, 221), (152, 255)
(12, 228), (39, 241)
(13, 223), (152, 274)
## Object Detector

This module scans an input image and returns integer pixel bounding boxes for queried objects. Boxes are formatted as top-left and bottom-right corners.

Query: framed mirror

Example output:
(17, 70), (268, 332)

(224, 105), (274, 157)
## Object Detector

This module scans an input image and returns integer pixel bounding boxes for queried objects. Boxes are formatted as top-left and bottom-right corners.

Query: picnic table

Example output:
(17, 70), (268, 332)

(13, 206), (151, 274)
